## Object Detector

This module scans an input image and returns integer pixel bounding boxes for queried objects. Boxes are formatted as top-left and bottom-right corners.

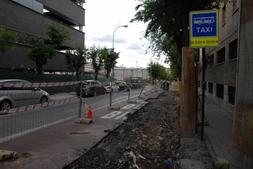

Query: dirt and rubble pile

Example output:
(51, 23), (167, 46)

(64, 92), (180, 169)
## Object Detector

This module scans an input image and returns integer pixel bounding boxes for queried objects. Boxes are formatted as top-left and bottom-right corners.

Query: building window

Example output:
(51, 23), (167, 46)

(217, 47), (225, 64)
(228, 86), (236, 105)
(216, 84), (224, 99)
(207, 55), (214, 66)
(229, 39), (238, 60)
(208, 82), (213, 94)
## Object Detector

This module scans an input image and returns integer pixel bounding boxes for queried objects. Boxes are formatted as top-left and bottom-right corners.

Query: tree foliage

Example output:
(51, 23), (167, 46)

(44, 24), (69, 49)
(101, 48), (119, 78)
(0, 28), (16, 53)
(132, 0), (218, 77)
(147, 62), (168, 80)
(28, 39), (55, 75)
(29, 24), (69, 75)
(88, 46), (104, 80)
(65, 47), (88, 80)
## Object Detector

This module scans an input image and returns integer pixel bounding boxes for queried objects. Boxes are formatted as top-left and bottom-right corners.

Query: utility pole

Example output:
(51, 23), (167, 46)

(201, 48), (206, 141)
(78, 53), (85, 118)
(109, 25), (128, 108)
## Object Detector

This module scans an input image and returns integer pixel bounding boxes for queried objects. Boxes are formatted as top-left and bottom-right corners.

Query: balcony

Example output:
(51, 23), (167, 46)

(37, 0), (85, 26)
(0, 0), (84, 48)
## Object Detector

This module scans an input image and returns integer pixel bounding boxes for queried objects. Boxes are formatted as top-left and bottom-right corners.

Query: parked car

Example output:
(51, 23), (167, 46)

(104, 82), (119, 93)
(115, 81), (130, 91)
(0, 79), (50, 111)
(77, 80), (106, 97)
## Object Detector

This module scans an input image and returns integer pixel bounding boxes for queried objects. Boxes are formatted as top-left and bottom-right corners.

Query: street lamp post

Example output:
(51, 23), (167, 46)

(109, 25), (128, 108)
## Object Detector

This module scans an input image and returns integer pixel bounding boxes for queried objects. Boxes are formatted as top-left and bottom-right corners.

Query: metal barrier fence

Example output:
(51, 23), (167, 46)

(0, 80), (148, 144)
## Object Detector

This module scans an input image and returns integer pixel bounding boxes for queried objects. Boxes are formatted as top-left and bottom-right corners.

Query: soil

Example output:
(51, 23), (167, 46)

(64, 91), (180, 169)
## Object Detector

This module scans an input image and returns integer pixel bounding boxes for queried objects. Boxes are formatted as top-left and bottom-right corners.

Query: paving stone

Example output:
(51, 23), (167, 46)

(180, 159), (206, 169)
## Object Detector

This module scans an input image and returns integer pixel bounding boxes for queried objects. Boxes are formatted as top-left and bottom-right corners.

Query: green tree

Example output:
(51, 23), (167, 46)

(147, 62), (168, 80)
(132, 0), (218, 78)
(88, 47), (103, 80)
(0, 28), (16, 53)
(102, 48), (119, 78)
(29, 24), (69, 75)
(44, 24), (69, 49)
(28, 39), (55, 75)
(65, 47), (88, 80)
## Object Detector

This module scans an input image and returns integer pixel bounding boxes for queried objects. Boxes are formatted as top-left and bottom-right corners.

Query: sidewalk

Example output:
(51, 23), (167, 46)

(204, 96), (239, 169)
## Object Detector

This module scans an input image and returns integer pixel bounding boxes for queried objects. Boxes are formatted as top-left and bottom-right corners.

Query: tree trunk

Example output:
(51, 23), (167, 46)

(36, 64), (43, 75)
(106, 70), (110, 79)
(94, 71), (98, 80)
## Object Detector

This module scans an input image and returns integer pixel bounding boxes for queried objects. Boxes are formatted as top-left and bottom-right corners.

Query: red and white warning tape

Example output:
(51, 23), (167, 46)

(0, 81), (80, 89)
(0, 97), (79, 114)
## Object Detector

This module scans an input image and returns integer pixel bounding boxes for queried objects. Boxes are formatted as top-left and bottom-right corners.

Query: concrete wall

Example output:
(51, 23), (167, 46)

(0, 0), (84, 48)
(37, 0), (85, 26)
(233, 0), (253, 166)
(114, 68), (148, 81)
(0, 44), (70, 72)
(203, 0), (239, 107)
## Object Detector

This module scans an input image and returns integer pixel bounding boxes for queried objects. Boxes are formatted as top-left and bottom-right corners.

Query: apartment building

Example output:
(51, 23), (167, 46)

(0, 0), (85, 72)
(114, 67), (148, 81)
(204, 0), (239, 107)
(201, 0), (253, 167)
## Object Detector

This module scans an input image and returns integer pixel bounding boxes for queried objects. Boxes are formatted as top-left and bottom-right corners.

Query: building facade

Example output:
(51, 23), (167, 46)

(204, 0), (239, 108)
(0, 0), (85, 72)
(200, 0), (253, 167)
(114, 67), (148, 81)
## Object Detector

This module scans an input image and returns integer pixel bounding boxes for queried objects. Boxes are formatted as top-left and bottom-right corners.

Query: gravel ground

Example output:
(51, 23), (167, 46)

(64, 91), (180, 169)
(63, 91), (214, 169)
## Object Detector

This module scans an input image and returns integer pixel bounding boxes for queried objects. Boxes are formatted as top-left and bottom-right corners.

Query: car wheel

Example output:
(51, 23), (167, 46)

(40, 96), (48, 104)
(0, 100), (12, 111)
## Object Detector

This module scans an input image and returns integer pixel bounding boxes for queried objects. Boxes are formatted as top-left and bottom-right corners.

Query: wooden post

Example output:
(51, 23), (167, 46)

(180, 47), (197, 134)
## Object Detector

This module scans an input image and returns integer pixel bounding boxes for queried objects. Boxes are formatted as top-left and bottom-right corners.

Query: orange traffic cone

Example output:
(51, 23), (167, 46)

(86, 105), (93, 119)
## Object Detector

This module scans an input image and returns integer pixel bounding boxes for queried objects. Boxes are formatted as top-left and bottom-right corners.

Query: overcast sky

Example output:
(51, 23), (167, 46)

(84, 0), (169, 68)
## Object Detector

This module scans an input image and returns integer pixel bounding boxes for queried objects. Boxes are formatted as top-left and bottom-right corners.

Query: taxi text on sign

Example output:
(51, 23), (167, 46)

(190, 10), (219, 48)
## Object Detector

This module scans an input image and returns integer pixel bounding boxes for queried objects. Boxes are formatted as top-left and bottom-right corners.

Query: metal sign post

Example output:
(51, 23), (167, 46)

(201, 48), (206, 141)
(189, 10), (219, 141)
(78, 57), (85, 118)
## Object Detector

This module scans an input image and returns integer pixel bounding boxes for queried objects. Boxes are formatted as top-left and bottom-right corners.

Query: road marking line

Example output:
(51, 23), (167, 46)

(101, 111), (123, 119)
(0, 115), (76, 144)
(120, 104), (136, 110)
(115, 111), (130, 120)
(93, 94), (139, 111)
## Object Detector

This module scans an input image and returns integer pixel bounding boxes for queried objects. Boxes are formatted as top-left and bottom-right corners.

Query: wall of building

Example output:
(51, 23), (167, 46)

(0, 0), (85, 72)
(204, 0), (239, 107)
(37, 0), (85, 26)
(0, 44), (70, 72)
(0, 0), (84, 48)
(114, 68), (148, 81)
(233, 0), (253, 167)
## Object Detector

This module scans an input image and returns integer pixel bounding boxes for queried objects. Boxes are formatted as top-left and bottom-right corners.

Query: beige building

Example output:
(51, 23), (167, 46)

(114, 67), (148, 81)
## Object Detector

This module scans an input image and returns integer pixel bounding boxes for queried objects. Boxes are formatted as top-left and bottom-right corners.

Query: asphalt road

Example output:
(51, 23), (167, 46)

(0, 89), (142, 143)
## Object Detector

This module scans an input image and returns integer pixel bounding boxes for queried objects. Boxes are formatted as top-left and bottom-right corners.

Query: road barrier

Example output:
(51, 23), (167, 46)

(0, 80), (146, 144)
(0, 81), (80, 89)
(0, 97), (79, 115)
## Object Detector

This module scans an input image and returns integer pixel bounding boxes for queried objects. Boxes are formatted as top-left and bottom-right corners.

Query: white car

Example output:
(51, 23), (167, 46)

(0, 79), (50, 111)
(104, 82), (119, 93)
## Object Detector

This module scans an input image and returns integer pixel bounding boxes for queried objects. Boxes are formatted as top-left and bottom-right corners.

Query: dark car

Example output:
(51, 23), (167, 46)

(77, 80), (106, 97)
(116, 81), (130, 91)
